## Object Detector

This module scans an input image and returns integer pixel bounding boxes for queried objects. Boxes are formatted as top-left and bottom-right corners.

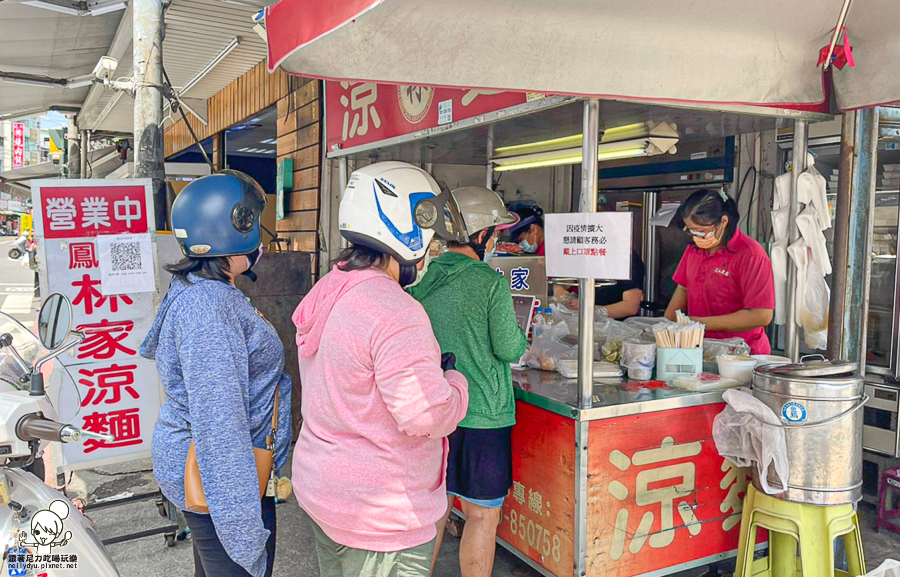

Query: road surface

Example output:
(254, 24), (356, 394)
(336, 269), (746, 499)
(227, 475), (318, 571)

(0, 236), (38, 326)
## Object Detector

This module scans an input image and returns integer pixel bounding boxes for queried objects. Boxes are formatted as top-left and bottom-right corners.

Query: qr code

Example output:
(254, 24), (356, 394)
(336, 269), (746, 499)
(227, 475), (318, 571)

(110, 242), (141, 271)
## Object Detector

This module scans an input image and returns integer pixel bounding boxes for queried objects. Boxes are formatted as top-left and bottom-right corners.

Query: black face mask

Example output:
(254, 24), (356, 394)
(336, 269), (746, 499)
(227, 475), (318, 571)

(398, 263), (417, 287)
(241, 246), (263, 282)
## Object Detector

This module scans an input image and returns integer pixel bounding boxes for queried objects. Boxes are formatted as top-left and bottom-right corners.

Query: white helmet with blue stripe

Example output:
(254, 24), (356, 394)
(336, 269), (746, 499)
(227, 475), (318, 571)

(339, 161), (441, 264)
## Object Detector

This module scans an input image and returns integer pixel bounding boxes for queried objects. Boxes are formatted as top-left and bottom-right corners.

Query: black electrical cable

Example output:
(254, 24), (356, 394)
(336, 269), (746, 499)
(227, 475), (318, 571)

(161, 66), (215, 173)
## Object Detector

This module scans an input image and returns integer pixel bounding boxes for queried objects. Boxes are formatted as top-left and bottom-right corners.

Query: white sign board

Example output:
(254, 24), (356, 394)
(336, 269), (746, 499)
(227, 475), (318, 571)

(544, 212), (633, 280)
(32, 179), (161, 471)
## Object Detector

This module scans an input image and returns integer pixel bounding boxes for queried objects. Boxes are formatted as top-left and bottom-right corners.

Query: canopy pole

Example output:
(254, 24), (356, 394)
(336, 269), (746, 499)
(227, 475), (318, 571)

(338, 157), (349, 249)
(642, 190), (659, 316)
(578, 99), (600, 409)
(486, 124), (495, 189)
(784, 119), (808, 361)
(827, 108), (878, 367)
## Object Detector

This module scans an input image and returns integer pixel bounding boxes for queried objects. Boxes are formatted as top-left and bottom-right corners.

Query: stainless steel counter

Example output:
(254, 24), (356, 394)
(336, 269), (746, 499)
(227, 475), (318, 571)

(512, 368), (727, 421)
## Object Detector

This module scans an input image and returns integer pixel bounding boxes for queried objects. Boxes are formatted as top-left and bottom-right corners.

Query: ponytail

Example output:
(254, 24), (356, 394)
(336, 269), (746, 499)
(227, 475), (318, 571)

(674, 189), (741, 247)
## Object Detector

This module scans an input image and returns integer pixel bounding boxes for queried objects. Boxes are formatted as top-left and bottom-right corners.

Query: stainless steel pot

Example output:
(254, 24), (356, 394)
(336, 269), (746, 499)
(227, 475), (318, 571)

(751, 358), (867, 505)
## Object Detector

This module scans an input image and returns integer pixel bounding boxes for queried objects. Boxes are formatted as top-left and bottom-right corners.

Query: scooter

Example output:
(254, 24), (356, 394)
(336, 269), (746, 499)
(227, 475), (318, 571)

(7, 236), (27, 260)
(0, 293), (120, 576)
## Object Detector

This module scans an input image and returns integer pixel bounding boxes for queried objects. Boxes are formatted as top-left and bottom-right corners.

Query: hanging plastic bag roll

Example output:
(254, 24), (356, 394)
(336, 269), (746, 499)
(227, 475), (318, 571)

(712, 388), (790, 495)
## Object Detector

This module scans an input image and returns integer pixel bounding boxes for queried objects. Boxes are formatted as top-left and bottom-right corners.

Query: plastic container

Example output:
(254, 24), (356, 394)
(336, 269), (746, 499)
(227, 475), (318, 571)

(716, 354), (758, 384)
(671, 372), (740, 391)
(656, 348), (703, 381)
(750, 354), (792, 368)
(621, 337), (656, 381)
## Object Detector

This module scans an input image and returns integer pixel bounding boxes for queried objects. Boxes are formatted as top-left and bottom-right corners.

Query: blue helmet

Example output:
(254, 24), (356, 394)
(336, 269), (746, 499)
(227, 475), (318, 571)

(170, 170), (266, 258)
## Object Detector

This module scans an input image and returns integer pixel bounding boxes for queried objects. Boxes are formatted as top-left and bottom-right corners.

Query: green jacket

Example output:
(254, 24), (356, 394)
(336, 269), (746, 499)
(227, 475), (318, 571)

(409, 252), (527, 429)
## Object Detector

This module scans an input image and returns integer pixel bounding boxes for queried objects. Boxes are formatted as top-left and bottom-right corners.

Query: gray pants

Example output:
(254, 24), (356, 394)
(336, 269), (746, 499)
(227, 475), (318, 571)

(308, 518), (435, 577)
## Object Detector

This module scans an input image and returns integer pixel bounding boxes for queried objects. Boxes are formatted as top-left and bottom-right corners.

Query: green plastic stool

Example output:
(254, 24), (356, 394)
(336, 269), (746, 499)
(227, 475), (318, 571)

(734, 484), (866, 577)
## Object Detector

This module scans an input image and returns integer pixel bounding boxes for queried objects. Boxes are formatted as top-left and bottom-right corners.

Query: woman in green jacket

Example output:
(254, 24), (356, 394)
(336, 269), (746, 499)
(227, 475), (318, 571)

(408, 186), (526, 577)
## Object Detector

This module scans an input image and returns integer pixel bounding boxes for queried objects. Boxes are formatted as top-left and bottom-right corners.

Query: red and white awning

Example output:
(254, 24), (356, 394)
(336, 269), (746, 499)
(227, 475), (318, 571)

(265, 0), (900, 112)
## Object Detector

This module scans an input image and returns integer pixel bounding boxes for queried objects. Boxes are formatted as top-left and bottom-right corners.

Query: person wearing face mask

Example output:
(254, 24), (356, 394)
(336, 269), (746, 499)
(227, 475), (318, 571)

(408, 186), (526, 577)
(664, 188), (775, 354)
(291, 162), (469, 577)
(507, 205), (545, 255)
(140, 171), (292, 577)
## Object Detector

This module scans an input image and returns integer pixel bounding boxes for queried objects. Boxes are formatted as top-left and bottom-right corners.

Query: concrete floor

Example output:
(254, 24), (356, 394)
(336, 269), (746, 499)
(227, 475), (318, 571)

(71, 459), (900, 577)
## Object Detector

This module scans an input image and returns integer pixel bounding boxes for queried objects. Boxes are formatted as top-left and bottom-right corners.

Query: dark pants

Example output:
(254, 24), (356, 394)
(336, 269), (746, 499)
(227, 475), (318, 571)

(183, 497), (276, 577)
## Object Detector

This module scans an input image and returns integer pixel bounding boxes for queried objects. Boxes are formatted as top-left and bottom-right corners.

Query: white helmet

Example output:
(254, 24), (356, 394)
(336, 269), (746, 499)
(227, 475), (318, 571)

(339, 161), (441, 264)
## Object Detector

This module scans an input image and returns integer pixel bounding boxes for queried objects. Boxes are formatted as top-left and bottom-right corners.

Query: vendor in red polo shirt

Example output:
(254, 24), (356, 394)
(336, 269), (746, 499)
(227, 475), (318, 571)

(664, 189), (775, 354)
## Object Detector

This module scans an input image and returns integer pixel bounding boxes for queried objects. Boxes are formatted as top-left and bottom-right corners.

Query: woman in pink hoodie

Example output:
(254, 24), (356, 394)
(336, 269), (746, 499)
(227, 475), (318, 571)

(291, 162), (468, 576)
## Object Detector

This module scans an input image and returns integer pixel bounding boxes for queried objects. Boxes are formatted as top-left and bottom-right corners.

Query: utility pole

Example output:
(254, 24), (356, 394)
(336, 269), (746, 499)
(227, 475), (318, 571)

(133, 0), (166, 229)
(66, 115), (80, 179)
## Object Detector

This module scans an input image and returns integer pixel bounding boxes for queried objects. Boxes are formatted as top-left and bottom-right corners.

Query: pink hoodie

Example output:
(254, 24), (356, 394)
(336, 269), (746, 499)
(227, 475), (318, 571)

(291, 266), (468, 551)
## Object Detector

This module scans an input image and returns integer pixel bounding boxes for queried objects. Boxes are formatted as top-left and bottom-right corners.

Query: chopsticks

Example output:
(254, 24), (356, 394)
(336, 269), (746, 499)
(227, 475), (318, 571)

(653, 311), (705, 348)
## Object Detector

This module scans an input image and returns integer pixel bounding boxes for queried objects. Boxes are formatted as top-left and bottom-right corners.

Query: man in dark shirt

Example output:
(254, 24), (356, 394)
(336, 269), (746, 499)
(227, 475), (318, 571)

(553, 251), (645, 318)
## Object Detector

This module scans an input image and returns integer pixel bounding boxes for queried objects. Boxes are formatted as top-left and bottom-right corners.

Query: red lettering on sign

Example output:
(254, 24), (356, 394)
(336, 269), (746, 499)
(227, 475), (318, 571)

(71, 274), (133, 315)
(78, 363), (139, 406)
(75, 319), (136, 360)
(82, 408), (142, 453)
(40, 186), (147, 238)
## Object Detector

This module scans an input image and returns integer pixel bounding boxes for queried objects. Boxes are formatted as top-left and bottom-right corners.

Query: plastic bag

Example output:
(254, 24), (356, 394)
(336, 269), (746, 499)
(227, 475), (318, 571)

(523, 322), (573, 372)
(862, 560), (900, 577)
(703, 337), (750, 363)
(597, 319), (643, 363)
(712, 388), (790, 495)
(800, 261), (829, 332)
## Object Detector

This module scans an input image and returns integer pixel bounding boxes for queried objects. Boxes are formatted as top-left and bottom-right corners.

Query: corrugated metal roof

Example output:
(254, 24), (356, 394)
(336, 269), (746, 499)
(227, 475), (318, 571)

(79, 0), (270, 133)
(0, 3), (120, 118)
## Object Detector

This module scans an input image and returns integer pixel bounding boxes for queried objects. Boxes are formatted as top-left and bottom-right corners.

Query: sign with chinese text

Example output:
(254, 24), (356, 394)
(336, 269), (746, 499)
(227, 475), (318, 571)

(33, 179), (159, 470)
(488, 255), (548, 312)
(496, 402), (575, 577)
(12, 123), (24, 168)
(38, 185), (149, 239)
(585, 404), (759, 576)
(325, 81), (529, 150)
(544, 212), (632, 280)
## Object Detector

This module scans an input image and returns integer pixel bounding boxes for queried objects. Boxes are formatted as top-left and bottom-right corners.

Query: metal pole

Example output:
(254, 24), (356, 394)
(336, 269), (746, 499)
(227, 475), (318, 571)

(641, 190), (658, 316)
(834, 108), (878, 369)
(338, 156), (349, 250)
(578, 99), (600, 409)
(133, 0), (166, 229)
(79, 131), (88, 178)
(827, 112), (857, 359)
(486, 124), (495, 189)
(66, 116), (80, 178)
(783, 119), (808, 361)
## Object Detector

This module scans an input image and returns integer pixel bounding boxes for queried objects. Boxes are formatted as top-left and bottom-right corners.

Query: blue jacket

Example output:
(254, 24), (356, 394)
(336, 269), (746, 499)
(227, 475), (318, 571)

(140, 275), (292, 577)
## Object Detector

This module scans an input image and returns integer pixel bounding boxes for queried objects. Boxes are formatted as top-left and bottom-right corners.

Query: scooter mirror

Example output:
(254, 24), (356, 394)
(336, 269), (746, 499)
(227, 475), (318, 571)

(37, 293), (73, 351)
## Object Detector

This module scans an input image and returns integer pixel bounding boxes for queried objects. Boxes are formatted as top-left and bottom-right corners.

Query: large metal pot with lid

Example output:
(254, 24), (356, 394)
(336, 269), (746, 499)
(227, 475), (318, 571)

(751, 357), (867, 505)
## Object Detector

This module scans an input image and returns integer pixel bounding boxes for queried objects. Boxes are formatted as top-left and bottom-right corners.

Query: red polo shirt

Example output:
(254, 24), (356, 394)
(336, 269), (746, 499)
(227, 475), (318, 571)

(672, 228), (775, 354)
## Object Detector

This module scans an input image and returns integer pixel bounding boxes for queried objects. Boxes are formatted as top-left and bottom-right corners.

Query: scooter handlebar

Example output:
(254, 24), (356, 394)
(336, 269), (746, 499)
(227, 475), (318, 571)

(16, 415), (115, 444)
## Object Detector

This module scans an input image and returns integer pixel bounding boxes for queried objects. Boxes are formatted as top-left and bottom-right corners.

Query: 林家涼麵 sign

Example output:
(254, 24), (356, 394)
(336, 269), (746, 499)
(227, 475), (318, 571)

(544, 212), (633, 280)
(325, 81), (529, 151)
(32, 179), (160, 470)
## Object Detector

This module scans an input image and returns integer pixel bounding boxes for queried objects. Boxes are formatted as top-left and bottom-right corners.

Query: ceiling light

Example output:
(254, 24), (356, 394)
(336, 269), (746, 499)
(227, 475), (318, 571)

(491, 134), (679, 172)
(21, 0), (80, 15)
(493, 121), (677, 157)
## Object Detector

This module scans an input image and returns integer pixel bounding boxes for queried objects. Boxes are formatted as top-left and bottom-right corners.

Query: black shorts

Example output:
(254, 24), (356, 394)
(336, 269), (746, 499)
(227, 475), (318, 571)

(446, 426), (513, 506)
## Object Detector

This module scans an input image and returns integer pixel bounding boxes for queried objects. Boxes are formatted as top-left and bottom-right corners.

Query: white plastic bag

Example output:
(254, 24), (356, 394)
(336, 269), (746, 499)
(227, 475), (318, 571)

(862, 560), (900, 577)
(712, 388), (790, 495)
(523, 322), (573, 372)
(703, 337), (750, 363)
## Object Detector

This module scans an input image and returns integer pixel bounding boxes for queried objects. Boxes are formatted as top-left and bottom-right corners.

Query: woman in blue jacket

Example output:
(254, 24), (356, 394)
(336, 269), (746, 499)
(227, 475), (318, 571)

(141, 171), (292, 577)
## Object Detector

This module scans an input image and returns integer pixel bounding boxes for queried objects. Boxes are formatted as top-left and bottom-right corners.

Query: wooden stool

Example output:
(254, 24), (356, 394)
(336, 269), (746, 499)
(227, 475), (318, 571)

(734, 484), (866, 577)
(876, 466), (900, 537)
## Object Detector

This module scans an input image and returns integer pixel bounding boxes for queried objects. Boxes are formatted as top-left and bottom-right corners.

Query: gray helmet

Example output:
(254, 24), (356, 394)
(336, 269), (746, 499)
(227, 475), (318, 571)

(448, 186), (518, 241)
